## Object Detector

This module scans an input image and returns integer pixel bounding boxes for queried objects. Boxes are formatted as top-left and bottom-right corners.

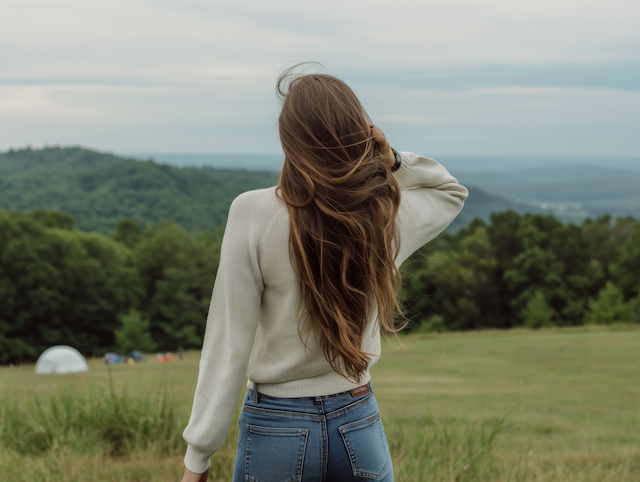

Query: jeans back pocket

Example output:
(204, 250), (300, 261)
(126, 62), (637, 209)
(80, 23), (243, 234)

(245, 424), (309, 482)
(339, 411), (389, 480)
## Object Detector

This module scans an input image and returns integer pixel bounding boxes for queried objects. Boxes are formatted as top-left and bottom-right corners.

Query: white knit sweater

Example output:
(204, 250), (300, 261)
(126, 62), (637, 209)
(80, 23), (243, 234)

(182, 152), (469, 473)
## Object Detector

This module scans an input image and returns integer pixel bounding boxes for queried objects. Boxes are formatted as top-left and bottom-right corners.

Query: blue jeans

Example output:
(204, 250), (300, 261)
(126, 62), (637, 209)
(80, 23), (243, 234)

(232, 381), (394, 482)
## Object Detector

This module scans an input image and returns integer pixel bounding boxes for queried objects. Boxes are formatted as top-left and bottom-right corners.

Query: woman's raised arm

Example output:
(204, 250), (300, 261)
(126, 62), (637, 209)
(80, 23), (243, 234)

(392, 152), (469, 265)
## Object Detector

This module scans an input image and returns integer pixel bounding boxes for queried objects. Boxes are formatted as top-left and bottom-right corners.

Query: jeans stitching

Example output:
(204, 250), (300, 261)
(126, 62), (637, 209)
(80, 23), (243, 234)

(243, 405), (324, 420)
(298, 430), (309, 482)
(378, 420), (389, 476)
(339, 410), (380, 430)
(321, 417), (328, 482)
(242, 392), (373, 422)
(244, 424), (251, 482)
(341, 432), (386, 479)
(338, 410), (388, 480)
(236, 410), (244, 459)
(325, 392), (374, 420)
(244, 424), (309, 482)
(247, 425), (307, 434)
(339, 430), (358, 477)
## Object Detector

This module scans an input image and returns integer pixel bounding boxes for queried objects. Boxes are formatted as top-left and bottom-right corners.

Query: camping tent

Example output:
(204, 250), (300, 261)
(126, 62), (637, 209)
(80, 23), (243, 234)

(128, 350), (146, 362)
(103, 352), (122, 365)
(35, 345), (89, 375)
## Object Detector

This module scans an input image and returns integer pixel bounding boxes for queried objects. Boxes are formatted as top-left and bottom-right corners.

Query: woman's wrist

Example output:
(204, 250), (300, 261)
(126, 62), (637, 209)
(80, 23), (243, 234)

(389, 148), (402, 172)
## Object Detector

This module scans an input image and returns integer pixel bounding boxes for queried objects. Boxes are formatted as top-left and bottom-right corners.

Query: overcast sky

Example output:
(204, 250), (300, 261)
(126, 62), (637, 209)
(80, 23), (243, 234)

(1, 0), (639, 157)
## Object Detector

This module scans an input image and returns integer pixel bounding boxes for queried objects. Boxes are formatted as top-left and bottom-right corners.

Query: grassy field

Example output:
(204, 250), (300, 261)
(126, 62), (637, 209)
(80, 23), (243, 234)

(1, 325), (639, 481)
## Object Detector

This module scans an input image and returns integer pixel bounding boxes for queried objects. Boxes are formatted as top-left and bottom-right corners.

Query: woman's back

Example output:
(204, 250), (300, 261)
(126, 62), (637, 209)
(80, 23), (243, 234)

(182, 151), (469, 475)
(230, 185), (382, 397)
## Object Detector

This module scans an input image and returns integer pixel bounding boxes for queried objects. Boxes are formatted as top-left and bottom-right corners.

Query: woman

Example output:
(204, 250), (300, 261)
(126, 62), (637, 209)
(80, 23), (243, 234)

(181, 65), (469, 482)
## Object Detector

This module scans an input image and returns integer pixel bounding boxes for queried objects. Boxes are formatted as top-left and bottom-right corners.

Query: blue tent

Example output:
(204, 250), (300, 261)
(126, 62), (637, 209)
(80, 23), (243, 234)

(128, 350), (147, 362)
(103, 352), (122, 365)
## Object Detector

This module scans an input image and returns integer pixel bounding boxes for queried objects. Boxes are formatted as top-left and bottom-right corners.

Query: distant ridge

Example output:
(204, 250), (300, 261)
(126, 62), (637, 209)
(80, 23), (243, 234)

(0, 146), (550, 234)
(120, 151), (640, 220)
(0, 146), (277, 233)
(456, 165), (640, 220)
(125, 152), (284, 171)
(122, 151), (640, 173)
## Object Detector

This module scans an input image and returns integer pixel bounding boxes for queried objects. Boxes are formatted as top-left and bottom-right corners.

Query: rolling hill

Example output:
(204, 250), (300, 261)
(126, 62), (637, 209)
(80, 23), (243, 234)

(0, 146), (541, 234)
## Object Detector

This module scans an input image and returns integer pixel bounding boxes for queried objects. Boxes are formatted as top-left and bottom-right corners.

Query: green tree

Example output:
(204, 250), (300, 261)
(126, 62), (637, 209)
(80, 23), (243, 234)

(135, 221), (223, 350)
(0, 210), (143, 363)
(403, 225), (499, 331)
(29, 210), (75, 230)
(503, 216), (568, 320)
(496, 214), (598, 327)
(585, 281), (632, 325)
(115, 309), (157, 354)
(402, 212), (599, 330)
(522, 291), (556, 329)
(582, 216), (636, 267)
(629, 292), (640, 324)
(112, 219), (144, 248)
(414, 315), (448, 333)
(611, 224), (640, 298)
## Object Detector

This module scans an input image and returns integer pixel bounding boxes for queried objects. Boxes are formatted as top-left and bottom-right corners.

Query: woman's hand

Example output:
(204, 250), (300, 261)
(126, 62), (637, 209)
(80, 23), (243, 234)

(181, 467), (209, 482)
(370, 125), (396, 169)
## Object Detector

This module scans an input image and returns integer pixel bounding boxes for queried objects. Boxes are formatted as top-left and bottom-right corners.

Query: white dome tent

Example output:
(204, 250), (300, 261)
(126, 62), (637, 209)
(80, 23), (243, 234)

(35, 345), (89, 375)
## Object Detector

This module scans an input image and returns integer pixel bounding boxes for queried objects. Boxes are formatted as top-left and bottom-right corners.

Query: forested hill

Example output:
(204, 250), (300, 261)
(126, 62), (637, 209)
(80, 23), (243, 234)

(0, 146), (538, 234)
(0, 147), (277, 234)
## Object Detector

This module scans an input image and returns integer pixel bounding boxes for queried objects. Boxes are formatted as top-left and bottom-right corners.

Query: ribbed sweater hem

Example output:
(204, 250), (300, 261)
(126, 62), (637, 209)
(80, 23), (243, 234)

(246, 370), (372, 398)
(184, 444), (213, 475)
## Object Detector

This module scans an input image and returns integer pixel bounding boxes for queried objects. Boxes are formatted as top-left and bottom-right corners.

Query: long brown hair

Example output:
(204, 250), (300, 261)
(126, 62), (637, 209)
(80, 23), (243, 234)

(275, 63), (409, 383)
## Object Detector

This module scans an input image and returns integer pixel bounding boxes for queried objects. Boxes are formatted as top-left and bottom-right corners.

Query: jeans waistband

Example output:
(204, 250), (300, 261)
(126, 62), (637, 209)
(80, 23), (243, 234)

(251, 381), (373, 404)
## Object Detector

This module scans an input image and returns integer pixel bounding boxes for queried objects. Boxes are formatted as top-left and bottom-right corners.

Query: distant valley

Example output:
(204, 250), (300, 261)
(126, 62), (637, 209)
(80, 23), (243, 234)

(456, 164), (640, 223)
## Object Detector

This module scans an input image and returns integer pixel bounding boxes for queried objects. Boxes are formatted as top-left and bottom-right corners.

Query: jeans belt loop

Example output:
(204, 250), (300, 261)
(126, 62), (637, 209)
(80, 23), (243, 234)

(253, 382), (259, 403)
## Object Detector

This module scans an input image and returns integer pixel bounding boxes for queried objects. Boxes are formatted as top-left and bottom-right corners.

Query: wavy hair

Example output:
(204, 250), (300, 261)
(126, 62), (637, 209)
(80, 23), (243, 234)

(275, 63), (409, 383)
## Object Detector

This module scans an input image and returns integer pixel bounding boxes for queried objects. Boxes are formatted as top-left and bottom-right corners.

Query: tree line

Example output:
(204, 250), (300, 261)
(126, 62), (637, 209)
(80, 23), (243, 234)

(0, 210), (222, 364)
(404, 211), (640, 331)
(1, 208), (639, 364)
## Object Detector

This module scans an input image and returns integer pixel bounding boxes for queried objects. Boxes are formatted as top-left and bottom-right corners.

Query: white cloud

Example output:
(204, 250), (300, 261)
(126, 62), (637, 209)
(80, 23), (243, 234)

(1, 0), (639, 155)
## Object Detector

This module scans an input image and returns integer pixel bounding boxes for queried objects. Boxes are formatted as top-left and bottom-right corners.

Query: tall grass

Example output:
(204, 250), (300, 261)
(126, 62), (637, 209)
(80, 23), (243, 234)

(0, 367), (185, 457)
(386, 409), (512, 481)
(384, 409), (640, 482)
(1, 369), (638, 481)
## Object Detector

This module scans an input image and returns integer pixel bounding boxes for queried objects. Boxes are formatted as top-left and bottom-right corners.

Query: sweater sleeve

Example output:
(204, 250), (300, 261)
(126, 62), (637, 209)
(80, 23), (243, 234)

(392, 152), (469, 265)
(182, 193), (264, 474)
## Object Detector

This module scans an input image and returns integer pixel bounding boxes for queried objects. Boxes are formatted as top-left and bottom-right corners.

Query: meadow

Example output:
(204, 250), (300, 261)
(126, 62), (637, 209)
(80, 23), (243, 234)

(1, 325), (639, 482)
